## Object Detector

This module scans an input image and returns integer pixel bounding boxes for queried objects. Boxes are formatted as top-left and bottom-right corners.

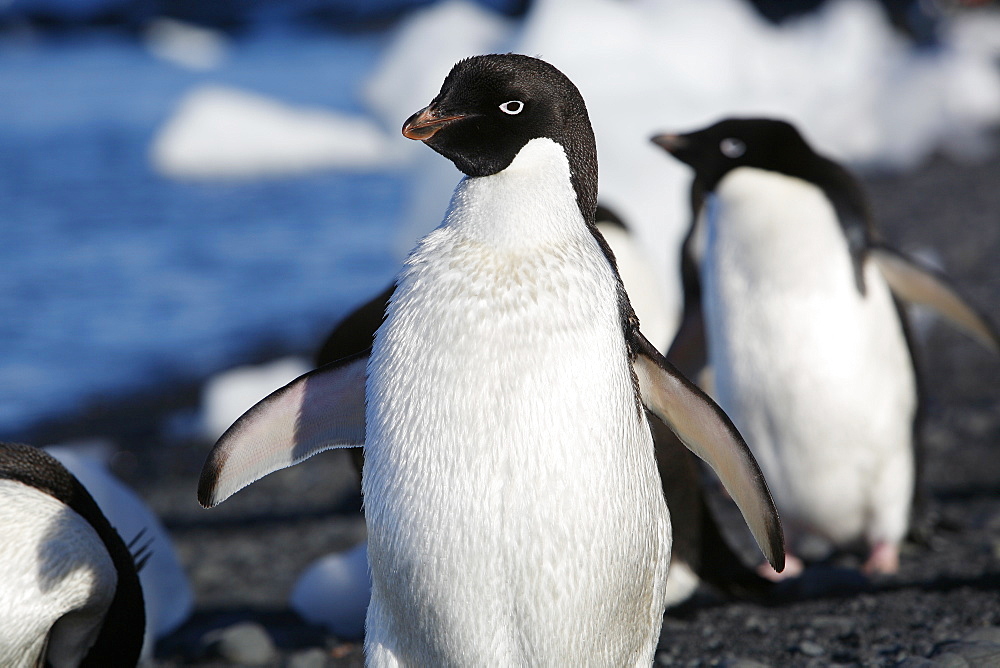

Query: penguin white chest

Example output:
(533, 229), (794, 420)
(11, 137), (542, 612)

(702, 167), (916, 547)
(363, 139), (669, 666)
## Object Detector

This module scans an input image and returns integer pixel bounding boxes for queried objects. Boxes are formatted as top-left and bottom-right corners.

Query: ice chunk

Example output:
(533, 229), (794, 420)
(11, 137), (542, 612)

(151, 86), (406, 178)
(144, 18), (229, 71)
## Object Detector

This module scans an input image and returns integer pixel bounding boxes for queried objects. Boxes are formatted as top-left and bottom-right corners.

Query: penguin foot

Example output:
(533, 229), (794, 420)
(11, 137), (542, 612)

(862, 541), (899, 575)
(757, 553), (804, 581)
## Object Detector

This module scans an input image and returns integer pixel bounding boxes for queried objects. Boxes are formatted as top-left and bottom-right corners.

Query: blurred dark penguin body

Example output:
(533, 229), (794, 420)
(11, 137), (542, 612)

(0, 442), (145, 667)
(654, 118), (999, 575)
(198, 57), (783, 667)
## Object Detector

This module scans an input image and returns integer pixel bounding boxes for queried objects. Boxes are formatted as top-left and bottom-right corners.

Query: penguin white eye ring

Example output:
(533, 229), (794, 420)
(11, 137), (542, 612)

(720, 137), (746, 158)
(499, 100), (524, 115)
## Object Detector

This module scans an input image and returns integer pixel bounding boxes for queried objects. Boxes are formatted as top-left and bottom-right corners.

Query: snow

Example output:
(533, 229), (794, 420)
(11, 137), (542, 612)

(143, 18), (230, 71)
(150, 85), (406, 178)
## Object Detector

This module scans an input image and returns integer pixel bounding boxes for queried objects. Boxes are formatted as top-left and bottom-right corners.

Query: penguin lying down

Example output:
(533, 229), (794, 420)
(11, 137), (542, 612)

(0, 441), (147, 668)
(199, 55), (784, 665)
(653, 118), (999, 577)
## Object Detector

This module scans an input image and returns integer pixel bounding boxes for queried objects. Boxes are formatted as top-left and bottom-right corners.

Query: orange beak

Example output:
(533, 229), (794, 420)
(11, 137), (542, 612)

(402, 106), (467, 141)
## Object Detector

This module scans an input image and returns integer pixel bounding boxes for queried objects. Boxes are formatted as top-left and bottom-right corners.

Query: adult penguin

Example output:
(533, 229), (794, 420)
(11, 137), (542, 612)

(653, 117), (998, 576)
(312, 204), (773, 611)
(200, 56), (783, 666)
(0, 441), (147, 667)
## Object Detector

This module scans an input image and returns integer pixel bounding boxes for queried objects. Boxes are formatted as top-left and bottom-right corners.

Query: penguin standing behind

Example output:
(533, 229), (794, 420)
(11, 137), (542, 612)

(653, 118), (999, 576)
(0, 441), (146, 667)
(199, 55), (783, 666)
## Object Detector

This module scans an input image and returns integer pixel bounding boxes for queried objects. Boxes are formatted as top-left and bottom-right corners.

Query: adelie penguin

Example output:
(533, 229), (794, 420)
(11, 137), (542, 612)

(313, 204), (774, 612)
(653, 118), (999, 577)
(0, 441), (147, 667)
(199, 55), (784, 665)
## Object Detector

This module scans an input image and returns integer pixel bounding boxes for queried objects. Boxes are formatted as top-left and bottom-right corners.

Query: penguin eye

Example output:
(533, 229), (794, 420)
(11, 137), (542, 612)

(499, 100), (524, 115)
(720, 137), (746, 158)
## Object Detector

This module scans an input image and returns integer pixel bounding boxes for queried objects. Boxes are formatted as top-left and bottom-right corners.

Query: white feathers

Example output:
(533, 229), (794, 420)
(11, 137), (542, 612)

(0, 480), (117, 668)
(363, 138), (670, 665)
(702, 168), (917, 551)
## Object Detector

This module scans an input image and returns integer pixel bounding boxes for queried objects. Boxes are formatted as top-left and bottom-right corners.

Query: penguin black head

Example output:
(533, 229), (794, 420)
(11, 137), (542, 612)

(403, 53), (598, 221)
(652, 118), (820, 193)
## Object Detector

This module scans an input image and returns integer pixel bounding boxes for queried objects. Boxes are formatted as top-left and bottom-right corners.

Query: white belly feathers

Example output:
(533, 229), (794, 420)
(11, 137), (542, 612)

(363, 139), (669, 665)
(702, 167), (916, 547)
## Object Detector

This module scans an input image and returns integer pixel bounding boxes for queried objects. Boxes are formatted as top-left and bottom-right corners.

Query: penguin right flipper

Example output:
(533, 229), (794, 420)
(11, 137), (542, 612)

(630, 331), (785, 573)
(198, 352), (368, 508)
(869, 244), (999, 354)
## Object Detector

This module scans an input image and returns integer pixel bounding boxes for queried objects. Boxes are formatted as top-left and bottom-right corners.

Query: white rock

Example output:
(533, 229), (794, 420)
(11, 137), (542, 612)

(289, 541), (371, 640)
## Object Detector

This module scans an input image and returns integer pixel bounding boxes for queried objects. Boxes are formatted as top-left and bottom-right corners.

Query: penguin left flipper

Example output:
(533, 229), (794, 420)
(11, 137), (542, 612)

(869, 244), (1000, 354)
(630, 331), (785, 573)
(198, 352), (367, 508)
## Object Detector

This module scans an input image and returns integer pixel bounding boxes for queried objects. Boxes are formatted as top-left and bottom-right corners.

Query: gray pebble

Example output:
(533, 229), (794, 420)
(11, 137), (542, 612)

(286, 648), (330, 668)
(810, 615), (853, 633)
(963, 627), (1000, 646)
(201, 621), (278, 666)
(797, 641), (825, 657)
(895, 659), (939, 668)
(936, 642), (1000, 666)
(718, 659), (771, 668)
(926, 652), (971, 668)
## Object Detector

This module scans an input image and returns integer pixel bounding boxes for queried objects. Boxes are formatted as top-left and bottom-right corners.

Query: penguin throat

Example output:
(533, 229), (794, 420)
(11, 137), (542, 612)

(443, 138), (592, 250)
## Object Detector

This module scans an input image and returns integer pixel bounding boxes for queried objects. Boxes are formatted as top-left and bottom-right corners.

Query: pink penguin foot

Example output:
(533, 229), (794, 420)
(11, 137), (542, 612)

(862, 541), (899, 575)
(757, 552), (804, 582)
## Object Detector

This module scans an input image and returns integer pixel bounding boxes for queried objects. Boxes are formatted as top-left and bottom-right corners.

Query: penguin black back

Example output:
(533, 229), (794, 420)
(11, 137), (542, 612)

(0, 442), (146, 667)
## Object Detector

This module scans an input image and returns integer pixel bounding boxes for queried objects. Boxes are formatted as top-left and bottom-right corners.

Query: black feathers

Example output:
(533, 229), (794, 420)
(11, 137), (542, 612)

(406, 54), (599, 224)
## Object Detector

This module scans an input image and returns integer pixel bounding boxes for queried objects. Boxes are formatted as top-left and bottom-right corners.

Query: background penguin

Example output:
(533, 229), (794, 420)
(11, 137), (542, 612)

(0, 441), (147, 667)
(652, 117), (999, 576)
(198, 55), (783, 666)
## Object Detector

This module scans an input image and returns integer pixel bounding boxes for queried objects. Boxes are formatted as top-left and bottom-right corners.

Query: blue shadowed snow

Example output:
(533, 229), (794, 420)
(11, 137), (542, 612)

(0, 30), (405, 434)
